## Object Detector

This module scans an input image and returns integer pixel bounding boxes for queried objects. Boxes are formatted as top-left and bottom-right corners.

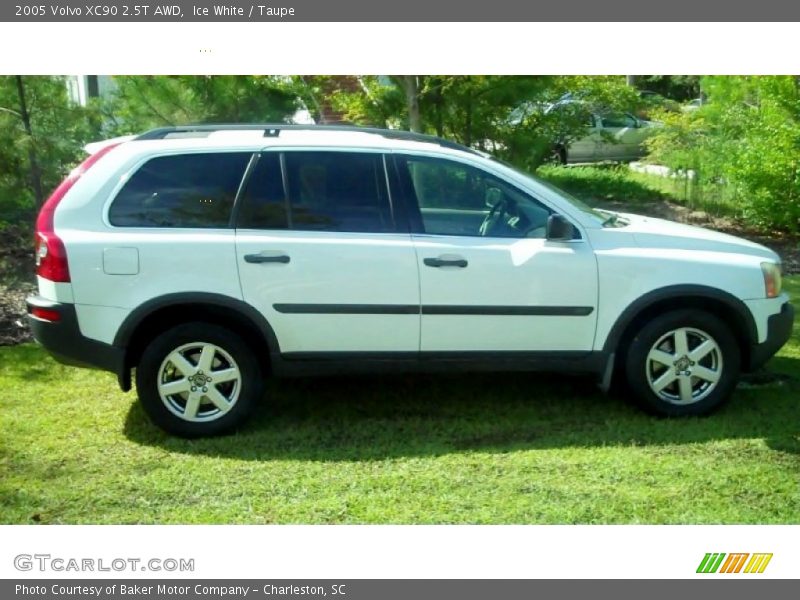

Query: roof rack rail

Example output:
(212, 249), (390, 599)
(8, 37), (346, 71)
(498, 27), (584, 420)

(134, 124), (479, 155)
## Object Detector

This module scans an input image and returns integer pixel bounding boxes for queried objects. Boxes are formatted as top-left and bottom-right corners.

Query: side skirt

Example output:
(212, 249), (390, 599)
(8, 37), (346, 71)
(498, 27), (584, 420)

(271, 351), (609, 378)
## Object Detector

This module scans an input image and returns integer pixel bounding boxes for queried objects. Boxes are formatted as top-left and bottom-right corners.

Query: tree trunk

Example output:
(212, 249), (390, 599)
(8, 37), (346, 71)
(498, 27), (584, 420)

(431, 79), (444, 137)
(15, 75), (44, 207)
(399, 76), (422, 133)
(626, 75), (637, 87)
(304, 84), (325, 123)
(464, 91), (473, 147)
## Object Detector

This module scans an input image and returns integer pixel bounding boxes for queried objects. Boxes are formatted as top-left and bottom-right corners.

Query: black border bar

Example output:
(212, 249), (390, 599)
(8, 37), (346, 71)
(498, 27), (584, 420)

(4, 1), (800, 22)
(3, 579), (796, 600)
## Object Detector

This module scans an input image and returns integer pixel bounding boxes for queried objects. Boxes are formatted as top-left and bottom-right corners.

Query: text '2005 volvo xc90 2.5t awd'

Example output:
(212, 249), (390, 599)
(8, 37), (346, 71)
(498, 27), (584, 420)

(27, 125), (794, 436)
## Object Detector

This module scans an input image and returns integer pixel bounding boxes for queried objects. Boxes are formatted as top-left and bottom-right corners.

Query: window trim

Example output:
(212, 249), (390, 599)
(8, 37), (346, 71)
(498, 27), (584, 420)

(228, 153), (261, 229)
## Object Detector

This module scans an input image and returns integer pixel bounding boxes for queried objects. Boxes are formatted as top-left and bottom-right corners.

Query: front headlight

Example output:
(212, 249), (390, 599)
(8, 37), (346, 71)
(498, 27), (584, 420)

(761, 262), (782, 298)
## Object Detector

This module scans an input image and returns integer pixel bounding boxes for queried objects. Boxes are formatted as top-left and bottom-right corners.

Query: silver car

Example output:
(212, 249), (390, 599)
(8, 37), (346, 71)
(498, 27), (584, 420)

(556, 111), (658, 164)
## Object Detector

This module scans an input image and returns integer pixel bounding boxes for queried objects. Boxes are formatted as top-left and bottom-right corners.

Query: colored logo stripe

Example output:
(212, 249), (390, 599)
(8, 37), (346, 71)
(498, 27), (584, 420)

(696, 553), (772, 574)
(697, 553), (726, 573)
(744, 553), (773, 574)
(719, 553), (749, 573)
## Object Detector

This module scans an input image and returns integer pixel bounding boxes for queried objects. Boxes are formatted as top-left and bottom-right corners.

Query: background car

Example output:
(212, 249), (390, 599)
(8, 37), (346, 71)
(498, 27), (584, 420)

(552, 110), (659, 164)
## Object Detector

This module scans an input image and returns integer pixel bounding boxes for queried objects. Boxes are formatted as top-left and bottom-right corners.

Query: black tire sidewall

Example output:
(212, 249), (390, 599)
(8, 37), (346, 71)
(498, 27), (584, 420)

(136, 322), (262, 437)
(551, 146), (567, 165)
(624, 309), (740, 416)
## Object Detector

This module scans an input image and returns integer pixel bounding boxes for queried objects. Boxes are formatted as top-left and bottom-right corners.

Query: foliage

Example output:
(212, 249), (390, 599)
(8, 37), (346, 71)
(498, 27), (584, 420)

(324, 75), (639, 171)
(103, 76), (301, 133)
(0, 76), (302, 228)
(0, 76), (103, 227)
(634, 75), (701, 101)
(645, 76), (800, 233)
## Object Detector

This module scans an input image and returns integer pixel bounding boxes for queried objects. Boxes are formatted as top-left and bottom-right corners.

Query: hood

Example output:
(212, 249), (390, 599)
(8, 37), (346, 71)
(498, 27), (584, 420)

(617, 212), (778, 261)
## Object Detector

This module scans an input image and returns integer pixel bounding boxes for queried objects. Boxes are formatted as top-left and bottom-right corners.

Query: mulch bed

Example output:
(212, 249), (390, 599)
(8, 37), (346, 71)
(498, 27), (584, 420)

(0, 282), (35, 346)
(1, 225), (35, 346)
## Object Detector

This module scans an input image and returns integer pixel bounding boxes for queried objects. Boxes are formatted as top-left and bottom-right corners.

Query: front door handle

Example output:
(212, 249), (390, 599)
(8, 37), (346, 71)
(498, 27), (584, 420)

(244, 253), (290, 264)
(423, 256), (468, 268)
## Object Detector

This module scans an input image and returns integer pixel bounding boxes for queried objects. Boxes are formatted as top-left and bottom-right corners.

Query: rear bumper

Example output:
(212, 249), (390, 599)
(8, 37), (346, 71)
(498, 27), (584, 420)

(26, 295), (125, 376)
(748, 301), (795, 370)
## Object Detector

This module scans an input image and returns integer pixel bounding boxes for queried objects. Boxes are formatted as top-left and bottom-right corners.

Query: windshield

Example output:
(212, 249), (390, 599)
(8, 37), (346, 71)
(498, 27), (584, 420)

(488, 157), (608, 223)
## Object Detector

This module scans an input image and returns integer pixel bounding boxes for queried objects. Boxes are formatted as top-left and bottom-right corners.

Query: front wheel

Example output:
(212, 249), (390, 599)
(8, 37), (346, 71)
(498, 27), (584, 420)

(624, 310), (740, 416)
(136, 322), (263, 437)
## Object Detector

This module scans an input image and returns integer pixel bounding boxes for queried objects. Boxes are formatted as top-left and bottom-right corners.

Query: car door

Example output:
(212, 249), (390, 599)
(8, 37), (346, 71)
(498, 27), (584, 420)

(393, 153), (598, 353)
(235, 149), (420, 354)
(597, 112), (643, 160)
(565, 113), (602, 163)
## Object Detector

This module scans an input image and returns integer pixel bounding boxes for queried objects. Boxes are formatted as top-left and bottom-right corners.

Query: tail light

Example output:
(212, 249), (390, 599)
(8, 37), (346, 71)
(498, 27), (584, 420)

(30, 307), (62, 322)
(34, 142), (121, 282)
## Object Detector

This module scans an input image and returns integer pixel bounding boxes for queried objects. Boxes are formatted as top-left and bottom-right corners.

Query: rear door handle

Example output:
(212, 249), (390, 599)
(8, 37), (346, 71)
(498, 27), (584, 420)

(423, 256), (468, 268)
(244, 253), (290, 264)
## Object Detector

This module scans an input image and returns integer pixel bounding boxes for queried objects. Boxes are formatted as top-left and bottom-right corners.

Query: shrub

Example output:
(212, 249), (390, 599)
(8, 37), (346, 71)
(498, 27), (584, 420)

(645, 76), (800, 233)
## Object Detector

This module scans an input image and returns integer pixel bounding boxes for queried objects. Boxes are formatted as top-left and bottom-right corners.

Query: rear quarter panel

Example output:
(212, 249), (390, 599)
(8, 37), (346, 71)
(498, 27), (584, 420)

(52, 145), (244, 345)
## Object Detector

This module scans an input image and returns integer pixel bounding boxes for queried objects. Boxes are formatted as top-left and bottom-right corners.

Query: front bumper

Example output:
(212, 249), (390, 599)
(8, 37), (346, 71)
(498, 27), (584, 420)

(748, 300), (795, 370)
(26, 295), (125, 376)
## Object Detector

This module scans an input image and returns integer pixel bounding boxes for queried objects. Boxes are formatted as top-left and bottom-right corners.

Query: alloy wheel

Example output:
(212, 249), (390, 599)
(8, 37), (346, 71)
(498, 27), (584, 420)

(157, 342), (242, 422)
(645, 327), (723, 405)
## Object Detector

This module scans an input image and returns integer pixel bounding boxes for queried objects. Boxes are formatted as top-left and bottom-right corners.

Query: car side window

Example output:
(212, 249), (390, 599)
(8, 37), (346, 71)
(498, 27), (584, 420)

(109, 153), (251, 228)
(236, 153), (288, 229)
(600, 113), (637, 128)
(238, 151), (394, 233)
(395, 155), (552, 239)
(581, 110), (596, 127)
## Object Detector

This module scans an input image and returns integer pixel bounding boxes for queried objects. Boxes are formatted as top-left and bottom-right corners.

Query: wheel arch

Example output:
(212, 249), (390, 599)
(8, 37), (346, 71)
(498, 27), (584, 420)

(115, 293), (280, 391)
(603, 285), (757, 370)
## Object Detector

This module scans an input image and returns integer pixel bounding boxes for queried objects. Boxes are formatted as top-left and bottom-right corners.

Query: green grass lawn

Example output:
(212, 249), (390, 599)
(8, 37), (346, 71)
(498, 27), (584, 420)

(1, 280), (799, 524)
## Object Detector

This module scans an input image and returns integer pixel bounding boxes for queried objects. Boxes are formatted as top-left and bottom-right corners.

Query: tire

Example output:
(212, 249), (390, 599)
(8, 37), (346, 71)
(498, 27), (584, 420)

(135, 322), (263, 437)
(549, 146), (567, 165)
(624, 309), (740, 416)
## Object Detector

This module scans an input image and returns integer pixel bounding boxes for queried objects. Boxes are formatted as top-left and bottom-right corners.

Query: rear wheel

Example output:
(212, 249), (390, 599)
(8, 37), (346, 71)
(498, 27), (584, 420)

(548, 146), (567, 165)
(136, 322), (262, 437)
(624, 310), (740, 416)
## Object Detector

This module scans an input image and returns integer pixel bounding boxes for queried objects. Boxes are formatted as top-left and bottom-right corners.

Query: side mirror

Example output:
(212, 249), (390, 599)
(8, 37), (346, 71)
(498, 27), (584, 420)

(546, 214), (575, 241)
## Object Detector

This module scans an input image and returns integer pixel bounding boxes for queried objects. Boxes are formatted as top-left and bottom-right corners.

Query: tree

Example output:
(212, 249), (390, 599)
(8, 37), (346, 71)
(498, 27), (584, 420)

(322, 75), (638, 170)
(103, 76), (301, 133)
(646, 75), (800, 232)
(396, 76), (422, 132)
(633, 75), (701, 101)
(0, 76), (102, 226)
(15, 76), (44, 207)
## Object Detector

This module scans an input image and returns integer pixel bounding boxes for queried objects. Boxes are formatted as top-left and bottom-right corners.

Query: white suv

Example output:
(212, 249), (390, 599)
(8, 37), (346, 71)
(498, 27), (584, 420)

(27, 125), (794, 436)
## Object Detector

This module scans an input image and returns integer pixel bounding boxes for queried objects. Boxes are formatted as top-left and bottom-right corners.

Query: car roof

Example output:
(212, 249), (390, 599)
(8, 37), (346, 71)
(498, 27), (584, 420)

(105, 124), (482, 158)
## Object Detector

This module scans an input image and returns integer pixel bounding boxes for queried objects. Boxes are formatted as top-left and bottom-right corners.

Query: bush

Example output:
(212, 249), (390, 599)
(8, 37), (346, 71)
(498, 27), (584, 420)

(645, 76), (800, 233)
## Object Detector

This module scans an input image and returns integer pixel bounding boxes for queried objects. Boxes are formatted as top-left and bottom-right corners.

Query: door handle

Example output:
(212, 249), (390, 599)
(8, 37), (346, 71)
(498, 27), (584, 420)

(244, 253), (290, 264)
(424, 256), (468, 268)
